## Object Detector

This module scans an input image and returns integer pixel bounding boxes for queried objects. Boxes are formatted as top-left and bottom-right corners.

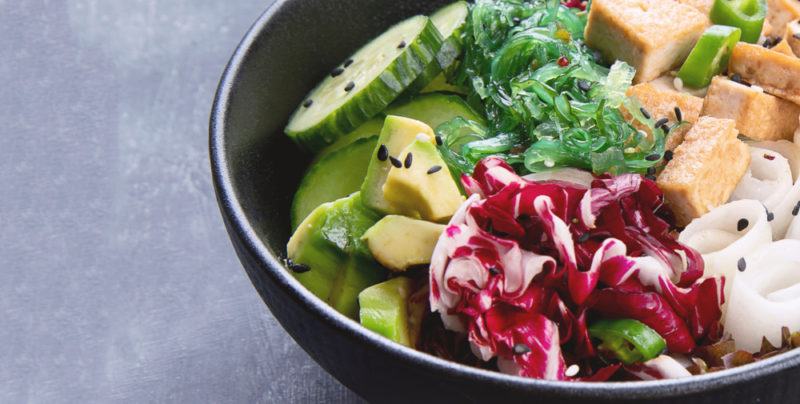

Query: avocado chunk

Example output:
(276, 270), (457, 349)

(382, 140), (464, 222)
(362, 215), (445, 272)
(358, 277), (427, 347)
(287, 193), (388, 318)
(361, 116), (437, 214)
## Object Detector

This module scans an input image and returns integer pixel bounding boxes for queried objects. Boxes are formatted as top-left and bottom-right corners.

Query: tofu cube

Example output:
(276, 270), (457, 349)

(702, 76), (800, 141)
(729, 42), (800, 104)
(675, 0), (714, 15)
(766, 0), (800, 36)
(584, 0), (708, 83)
(657, 117), (750, 226)
(788, 19), (800, 57)
(626, 77), (704, 150)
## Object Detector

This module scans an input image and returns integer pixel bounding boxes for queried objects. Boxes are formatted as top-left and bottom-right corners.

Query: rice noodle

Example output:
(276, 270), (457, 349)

(730, 145), (800, 239)
(678, 200), (772, 303)
(723, 240), (800, 352)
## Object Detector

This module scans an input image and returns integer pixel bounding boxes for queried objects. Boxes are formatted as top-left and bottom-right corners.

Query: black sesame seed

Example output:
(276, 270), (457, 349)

(404, 153), (413, 168)
(577, 233), (590, 243)
(331, 67), (345, 77)
(664, 150), (674, 162)
(344, 81), (355, 92)
(286, 259), (311, 273)
(512, 17), (521, 25)
(302, 99), (313, 108)
(793, 201), (800, 216)
(647, 167), (656, 175)
(389, 156), (402, 168)
(489, 267), (500, 275)
(513, 343), (531, 355)
(655, 118), (669, 128)
(645, 174), (657, 181)
(674, 106), (683, 122)
(768, 211), (775, 222)
(737, 257), (747, 272)
(435, 135), (443, 146)
(645, 153), (661, 161)
(427, 165), (442, 175)
(640, 107), (651, 119)
(731, 73), (743, 83)
(344, 59), (354, 68)
(578, 80), (591, 92)
(377, 144), (388, 161)
(397, 40), (407, 49)
(737, 218), (749, 231)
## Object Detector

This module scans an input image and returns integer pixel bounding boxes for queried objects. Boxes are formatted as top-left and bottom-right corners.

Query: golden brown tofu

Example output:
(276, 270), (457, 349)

(729, 42), (800, 104)
(657, 117), (750, 226)
(770, 37), (796, 56)
(675, 0), (714, 15)
(788, 20), (800, 57)
(766, 0), (800, 36)
(625, 77), (704, 150)
(584, 0), (708, 83)
(702, 76), (800, 141)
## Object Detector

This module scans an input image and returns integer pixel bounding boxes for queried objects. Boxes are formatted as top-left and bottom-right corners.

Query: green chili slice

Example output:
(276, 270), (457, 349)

(677, 25), (741, 88)
(589, 319), (667, 365)
(709, 0), (766, 43)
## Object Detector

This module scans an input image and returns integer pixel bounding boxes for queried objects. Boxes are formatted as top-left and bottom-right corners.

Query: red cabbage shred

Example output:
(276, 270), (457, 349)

(429, 158), (723, 380)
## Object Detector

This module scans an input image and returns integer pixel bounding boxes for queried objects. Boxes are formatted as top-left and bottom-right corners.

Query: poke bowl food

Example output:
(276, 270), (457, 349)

(281, 0), (800, 382)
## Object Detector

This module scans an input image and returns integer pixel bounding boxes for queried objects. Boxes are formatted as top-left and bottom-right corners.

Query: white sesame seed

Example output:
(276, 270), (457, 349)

(566, 364), (580, 377)
(416, 133), (431, 142)
(673, 77), (684, 92)
(544, 159), (555, 168)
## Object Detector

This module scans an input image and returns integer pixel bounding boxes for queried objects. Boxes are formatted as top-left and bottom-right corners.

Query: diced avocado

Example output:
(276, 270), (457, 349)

(358, 277), (418, 347)
(362, 215), (445, 272)
(287, 193), (388, 318)
(383, 140), (465, 222)
(361, 116), (436, 214)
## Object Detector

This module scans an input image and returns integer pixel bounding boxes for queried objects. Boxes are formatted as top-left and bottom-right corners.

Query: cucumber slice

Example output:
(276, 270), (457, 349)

(317, 117), (384, 160)
(285, 16), (444, 152)
(430, 1), (469, 78)
(400, 2), (471, 99)
(385, 92), (486, 131)
(420, 73), (468, 95)
(291, 136), (379, 230)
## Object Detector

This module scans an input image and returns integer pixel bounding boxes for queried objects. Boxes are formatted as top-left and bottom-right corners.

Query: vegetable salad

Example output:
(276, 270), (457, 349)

(282, 0), (800, 381)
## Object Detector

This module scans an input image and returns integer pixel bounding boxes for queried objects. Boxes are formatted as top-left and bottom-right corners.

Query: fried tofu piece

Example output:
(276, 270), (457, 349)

(584, 0), (708, 83)
(729, 42), (800, 104)
(625, 77), (704, 150)
(675, 0), (714, 15)
(767, 36), (796, 56)
(766, 0), (800, 36)
(657, 117), (750, 226)
(702, 76), (800, 141)
(788, 20), (800, 57)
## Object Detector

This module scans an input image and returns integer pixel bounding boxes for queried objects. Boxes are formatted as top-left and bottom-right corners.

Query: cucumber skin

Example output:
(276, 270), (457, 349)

(430, 1), (469, 79)
(286, 17), (444, 152)
(291, 136), (379, 230)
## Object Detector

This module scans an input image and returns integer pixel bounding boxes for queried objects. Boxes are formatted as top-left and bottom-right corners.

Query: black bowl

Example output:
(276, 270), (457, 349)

(209, 0), (800, 402)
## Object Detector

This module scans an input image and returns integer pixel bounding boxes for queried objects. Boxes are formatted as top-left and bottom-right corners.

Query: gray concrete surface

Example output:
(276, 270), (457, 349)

(0, 1), (362, 402)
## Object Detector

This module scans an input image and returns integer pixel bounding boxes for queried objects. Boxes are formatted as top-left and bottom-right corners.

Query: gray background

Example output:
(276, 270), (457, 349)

(1, 0), (362, 402)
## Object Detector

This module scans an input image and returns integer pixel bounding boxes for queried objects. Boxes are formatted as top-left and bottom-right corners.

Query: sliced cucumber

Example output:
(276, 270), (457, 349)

(317, 117), (384, 161)
(385, 92), (486, 131)
(420, 73), (468, 95)
(430, 1), (469, 78)
(291, 136), (379, 230)
(285, 16), (443, 152)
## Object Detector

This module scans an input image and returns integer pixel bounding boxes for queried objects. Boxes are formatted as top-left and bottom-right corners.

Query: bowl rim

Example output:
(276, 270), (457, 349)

(209, 0), (800, 398)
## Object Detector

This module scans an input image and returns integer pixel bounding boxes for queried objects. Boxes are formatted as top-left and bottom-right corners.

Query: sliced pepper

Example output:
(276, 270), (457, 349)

(709, 0), (766, 43)
(589, 318), (667, 365)
(677, 25), (742, 88)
